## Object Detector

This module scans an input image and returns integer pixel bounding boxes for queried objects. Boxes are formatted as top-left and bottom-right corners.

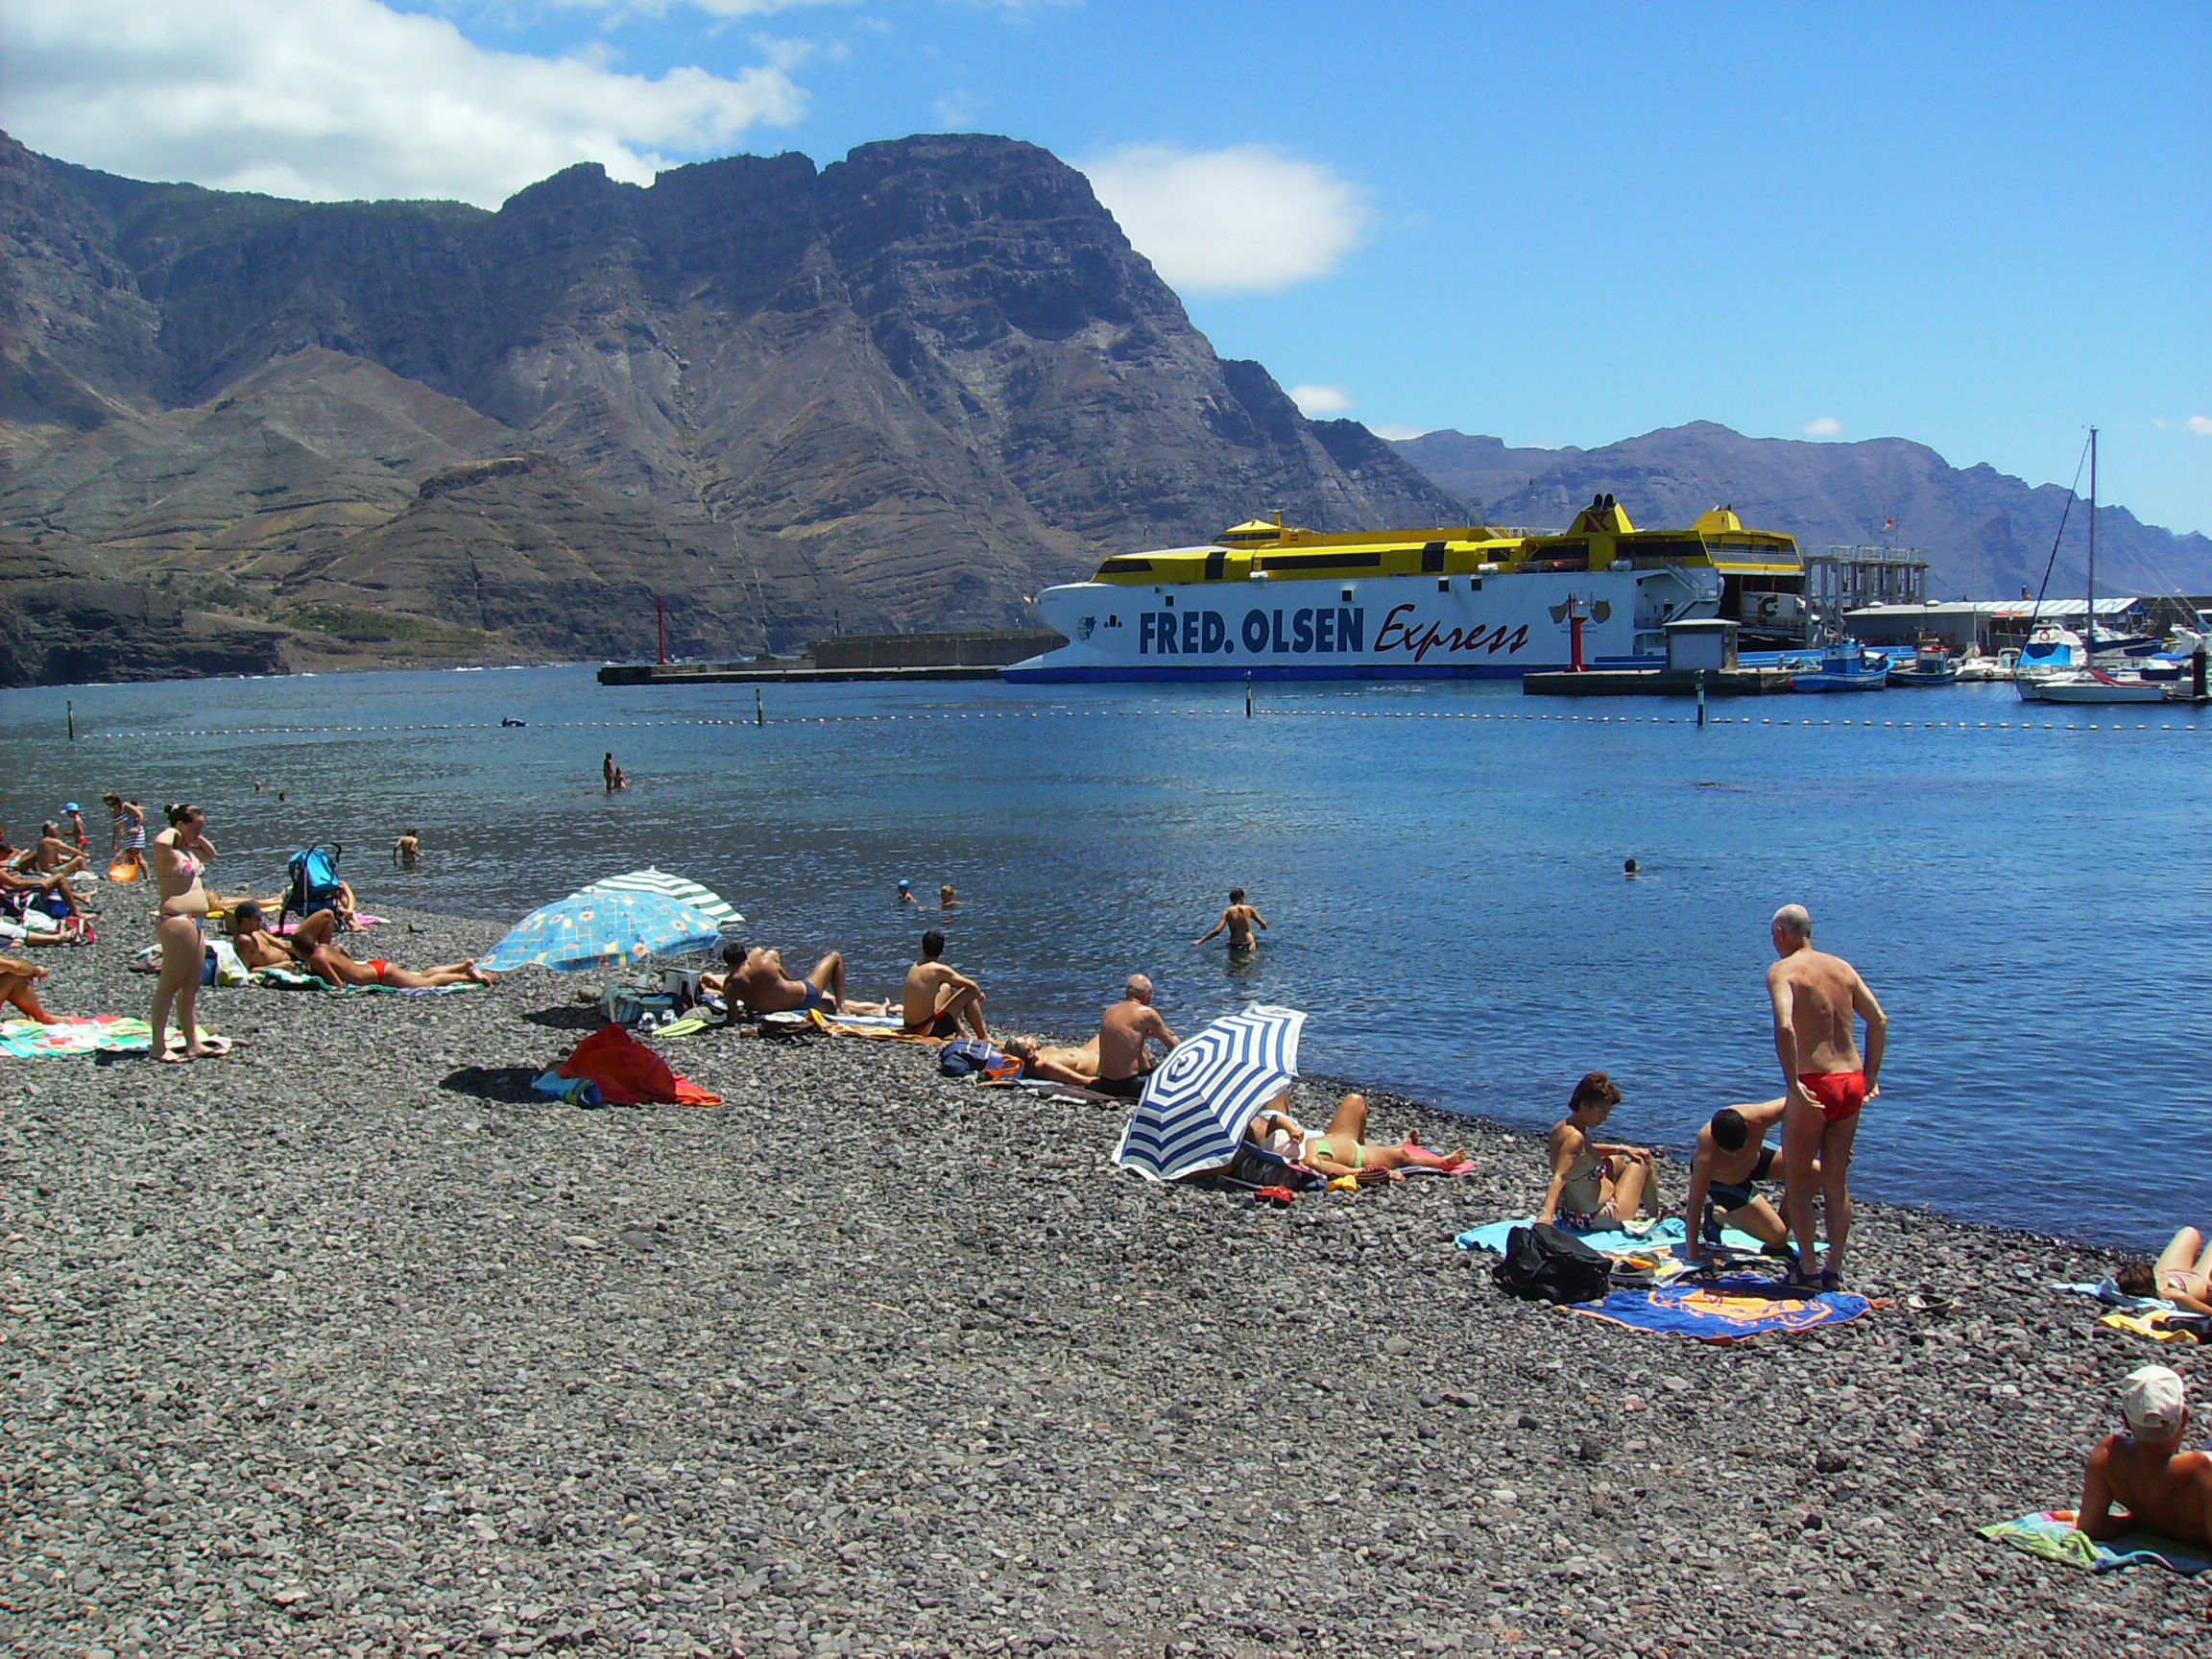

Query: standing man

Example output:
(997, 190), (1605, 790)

(1094, 974), (1178, 1099)
(1193, 888), (1269, 951)
(603, 753), (616, 792)
(1766, 903), (1887, 1289)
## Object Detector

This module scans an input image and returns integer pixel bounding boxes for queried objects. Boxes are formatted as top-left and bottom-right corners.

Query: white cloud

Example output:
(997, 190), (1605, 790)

(932, 89), (985, 128)
(1803, 417), (1842, 438)
(0, 0), (808, 207)
(1289, 384), (1354, 418)
(1371, 423), (1427, 442)
(1078, 143), (1369, 295)
(2189, 415), (2212, 436)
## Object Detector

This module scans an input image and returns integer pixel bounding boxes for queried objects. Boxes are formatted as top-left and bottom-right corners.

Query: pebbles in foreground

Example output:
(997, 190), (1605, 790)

(2, 910), (2203, 1657)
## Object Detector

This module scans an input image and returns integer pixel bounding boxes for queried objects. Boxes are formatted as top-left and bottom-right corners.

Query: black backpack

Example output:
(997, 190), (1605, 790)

(1491, 1223), (1613, 1305)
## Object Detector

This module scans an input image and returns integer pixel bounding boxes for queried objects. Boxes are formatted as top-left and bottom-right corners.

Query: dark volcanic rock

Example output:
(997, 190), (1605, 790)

(1, 130), (1466, 681)
(0, 539), (290, 685)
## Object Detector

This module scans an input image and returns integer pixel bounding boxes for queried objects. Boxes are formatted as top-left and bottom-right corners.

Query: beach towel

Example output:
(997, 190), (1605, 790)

(1979, 1510), (2212, 1575)
(0, 1017), (227, 1057)
(558, 1022), (721, 1107)
(1457, 1215), (1768, 1258)
(247, 967), (483, 998)
(1568, 1273), (1876, 1343)
(2097, 1310), (2208, 1344)
(814, 1009), (944, 1044)
(2055, 1279), (2176, 1313)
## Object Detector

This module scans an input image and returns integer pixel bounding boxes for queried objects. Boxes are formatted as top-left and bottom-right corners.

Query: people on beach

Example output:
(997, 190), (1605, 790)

(940, 884), (959, 909)
(611, 768), (630, 791)
(1537, 1071), (1660, 1230)
(1683, 1099), (1813, 1262)
(1, 856), (90, 926)
(1000, 1034), (1100, 1087)
(225, 902), (340, 971)
(0, 955), (60, 1022)
(2116, 1230), (2212, 1314)
(2079, 1365), (2212, 1550)
(901, 930), (989, 1039)
(1247, 1093), (1466, 1181)
(1194, 888), (1268, 950)
(104, 793), (146, 879)
(717, 943), (876, 1017)
(603, 753), (616, 792)
(149, 803), (223, 1062)
(1094, 974), (1177, 1099)
(301, 939), (493, 990)
(15, 822), (88, 878)
(393, 829), (421, 868)
(62, 804), (87, 852)
(1767, 902), (1887, 1289)
(897, 878), (917, 906)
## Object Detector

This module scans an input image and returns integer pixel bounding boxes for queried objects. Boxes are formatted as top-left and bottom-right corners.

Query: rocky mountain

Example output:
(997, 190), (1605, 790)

(0, 130), (1464, 683)
(1395, 423), (2212, 600)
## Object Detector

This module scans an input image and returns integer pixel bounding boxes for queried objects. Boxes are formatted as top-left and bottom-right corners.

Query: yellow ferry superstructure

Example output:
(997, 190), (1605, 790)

(1004, 495), (1810, 682)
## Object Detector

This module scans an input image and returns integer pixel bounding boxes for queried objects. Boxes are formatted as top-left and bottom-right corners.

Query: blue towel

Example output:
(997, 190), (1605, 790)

(1571, 1273), (1875, 1342)
(2053, 1279), (2176, 1313)
(1455, 1216), (1767, 1257)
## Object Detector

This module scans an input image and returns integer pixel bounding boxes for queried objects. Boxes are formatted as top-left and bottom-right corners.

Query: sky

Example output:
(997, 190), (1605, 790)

(4, 0), (2207, 535)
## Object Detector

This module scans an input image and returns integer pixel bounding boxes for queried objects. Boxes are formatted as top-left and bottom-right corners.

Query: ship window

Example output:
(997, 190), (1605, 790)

(1164, 593), (1175, 608)
(1470, 578), (1482, 592)
(1437, 579), (1451, 592)
(1422, 541), (1446, 573)
(1108, 615), (1119, 627)
(1340, 587), (1354, 603)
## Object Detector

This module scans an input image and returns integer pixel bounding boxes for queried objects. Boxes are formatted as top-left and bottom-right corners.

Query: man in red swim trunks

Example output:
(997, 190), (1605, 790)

(1766, 903), (1887, 1289)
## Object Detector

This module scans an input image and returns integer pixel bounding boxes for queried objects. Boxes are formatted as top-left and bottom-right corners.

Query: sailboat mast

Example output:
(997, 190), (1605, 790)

(2086, 426), (2098, 653)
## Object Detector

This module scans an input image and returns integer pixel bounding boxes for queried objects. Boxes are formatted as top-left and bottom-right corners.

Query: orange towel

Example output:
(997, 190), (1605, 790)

(558, 1022), (722, 1107)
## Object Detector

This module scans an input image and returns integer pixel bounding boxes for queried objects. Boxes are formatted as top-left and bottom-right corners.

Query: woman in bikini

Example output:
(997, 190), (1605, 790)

(1246, 1092), (1466, 1182)
(1537, 1070), (1658, 1229)
(149, 802), (225, 1061)
(104, 793), (146, 880)
(2118, 1230), (2212, 1314)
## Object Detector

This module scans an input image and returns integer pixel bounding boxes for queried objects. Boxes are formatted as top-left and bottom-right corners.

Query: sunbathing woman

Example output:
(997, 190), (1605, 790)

(0, 955), (60, 1022)
(1537, 1070), (1660, 1229)
(1246, 1092), (1467, 1182)
(149, 802), (223, 1061)
(300, 935), (493, 990)
(1000, 1033), (1101, 1087)
(2118, 1230), (2212, 1314)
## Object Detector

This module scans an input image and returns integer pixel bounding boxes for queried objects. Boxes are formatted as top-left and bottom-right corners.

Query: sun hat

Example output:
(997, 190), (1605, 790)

(897, 878), (910, 889)
(63, 803), (80, 812)
(2121, 1364), (2187, 1436)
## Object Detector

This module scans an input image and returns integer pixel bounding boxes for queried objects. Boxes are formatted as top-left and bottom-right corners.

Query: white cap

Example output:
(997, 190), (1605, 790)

(2121, 1365), (2187, 1437)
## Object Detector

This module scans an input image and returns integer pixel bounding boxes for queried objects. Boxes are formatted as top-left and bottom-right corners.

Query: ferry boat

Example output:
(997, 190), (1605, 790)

(1003, 495), (1810, 682)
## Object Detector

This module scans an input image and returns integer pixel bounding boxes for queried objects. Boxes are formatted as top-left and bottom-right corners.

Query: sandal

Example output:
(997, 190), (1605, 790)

(1816, 1269), (1846, 1293)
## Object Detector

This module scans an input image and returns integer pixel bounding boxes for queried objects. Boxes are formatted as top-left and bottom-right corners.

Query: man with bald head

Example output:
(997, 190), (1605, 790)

(1767, 903), (1887, 1289)
(1094, 974), (1178, 1099)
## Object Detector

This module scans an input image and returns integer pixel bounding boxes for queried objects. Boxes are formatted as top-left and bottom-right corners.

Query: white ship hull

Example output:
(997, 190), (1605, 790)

(1005, 565), (1719, 683)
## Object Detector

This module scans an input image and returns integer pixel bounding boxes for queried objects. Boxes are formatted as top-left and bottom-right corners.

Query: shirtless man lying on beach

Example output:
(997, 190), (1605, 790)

(1094, 974), (1177, 1099)
(716, 943), (882, 1017)
(902, 929), (988, 1039)
(226, 901), (340, 971)
(2079, 1365), (2212, 1550)
(1767, 902), (1887, 1289)
(13, 823), (88, 879)
(1683, 1099), (1817, 1263)
(1247, 1093), (1466, 1182)
(999, 1034), (1099, 1088)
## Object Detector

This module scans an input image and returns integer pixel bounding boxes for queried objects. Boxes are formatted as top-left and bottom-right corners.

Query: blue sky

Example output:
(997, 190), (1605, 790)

(5, 0), (2207, 534)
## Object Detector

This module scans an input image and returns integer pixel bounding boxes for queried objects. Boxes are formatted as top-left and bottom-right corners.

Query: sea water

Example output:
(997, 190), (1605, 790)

(5, 666), (2206, 1250)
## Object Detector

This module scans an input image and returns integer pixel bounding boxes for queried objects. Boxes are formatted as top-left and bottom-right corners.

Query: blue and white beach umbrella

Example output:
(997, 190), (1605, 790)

(1114, 1003), (1307, 1183)
(478, 887), (727, 974)
(579, 868), (742, 928)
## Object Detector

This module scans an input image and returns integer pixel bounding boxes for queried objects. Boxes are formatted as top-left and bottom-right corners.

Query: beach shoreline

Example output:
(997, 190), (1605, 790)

(4, 906), (2202, 1657)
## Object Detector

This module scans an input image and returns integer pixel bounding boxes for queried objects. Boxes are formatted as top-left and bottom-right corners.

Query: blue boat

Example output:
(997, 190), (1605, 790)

(1788, 643), (1891, 692)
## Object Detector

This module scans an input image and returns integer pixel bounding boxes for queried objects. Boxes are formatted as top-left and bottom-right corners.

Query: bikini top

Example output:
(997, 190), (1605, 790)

(170, 847), (204, 880)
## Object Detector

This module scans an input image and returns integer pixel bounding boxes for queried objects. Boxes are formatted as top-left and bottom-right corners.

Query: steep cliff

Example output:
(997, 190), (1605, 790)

(1, 131), (1465, 680)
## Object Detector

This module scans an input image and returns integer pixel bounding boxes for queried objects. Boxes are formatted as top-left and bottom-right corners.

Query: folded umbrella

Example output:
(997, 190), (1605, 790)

(478, 887), (727, 974)
(1114, 1003), (1306, 1183)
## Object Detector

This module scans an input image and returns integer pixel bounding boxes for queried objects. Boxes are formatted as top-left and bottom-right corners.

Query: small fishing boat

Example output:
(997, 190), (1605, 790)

(2031, 667), (2169, 704)
(1790, 642), (1891, 692)
(1955, 647), (2017, 683)
(1887, 642), (1960, 686)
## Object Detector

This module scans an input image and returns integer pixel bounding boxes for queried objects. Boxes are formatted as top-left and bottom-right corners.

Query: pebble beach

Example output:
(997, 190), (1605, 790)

(4, 908), (2205, 1658)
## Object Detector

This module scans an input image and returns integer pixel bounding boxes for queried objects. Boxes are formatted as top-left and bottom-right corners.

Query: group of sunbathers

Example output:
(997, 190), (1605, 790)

(224, 901), (494, 990)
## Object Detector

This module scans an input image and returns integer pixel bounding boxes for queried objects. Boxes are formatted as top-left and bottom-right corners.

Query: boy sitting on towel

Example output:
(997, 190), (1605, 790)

(2080, 1365), (2212, 1549)
(1683, 1100), (1816, 1264)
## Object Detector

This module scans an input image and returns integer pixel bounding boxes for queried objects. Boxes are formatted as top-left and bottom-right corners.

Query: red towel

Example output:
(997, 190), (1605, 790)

(558, 1022), (722, 1107)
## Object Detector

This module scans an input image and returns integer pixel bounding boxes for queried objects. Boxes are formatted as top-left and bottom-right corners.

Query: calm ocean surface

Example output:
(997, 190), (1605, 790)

(5, 665), (2206, 1249)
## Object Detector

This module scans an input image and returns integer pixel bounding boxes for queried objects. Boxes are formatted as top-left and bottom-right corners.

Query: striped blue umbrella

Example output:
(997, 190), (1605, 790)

(478, 888), (727, 974)
(579, 868), (742, 927)
(1114, 1004), (1307, 1183)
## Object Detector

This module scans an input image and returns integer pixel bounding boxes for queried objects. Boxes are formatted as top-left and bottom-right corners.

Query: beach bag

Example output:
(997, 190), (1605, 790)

(939, 1037), (1019, 1080)
(1491, 1223), (1612, 1305)
(281, 843), (345, 926)
(1218, 1142), (1326, 1191)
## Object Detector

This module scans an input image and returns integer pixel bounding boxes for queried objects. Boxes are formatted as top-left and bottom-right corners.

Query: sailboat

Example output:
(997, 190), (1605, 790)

(2016, 429), (2166, 704)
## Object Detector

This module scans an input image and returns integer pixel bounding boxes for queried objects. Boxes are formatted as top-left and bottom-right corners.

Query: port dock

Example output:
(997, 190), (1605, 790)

(1523, 666), (1793, 697)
